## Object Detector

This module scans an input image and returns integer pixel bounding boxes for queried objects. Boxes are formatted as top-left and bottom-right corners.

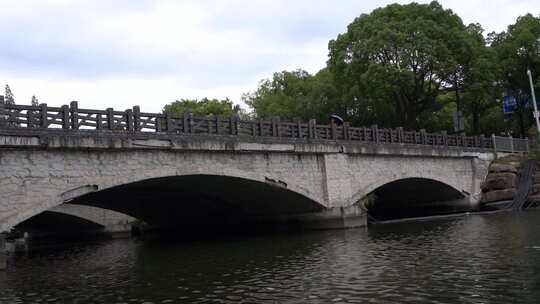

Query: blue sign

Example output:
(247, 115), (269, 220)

(503, 95), (517, 114)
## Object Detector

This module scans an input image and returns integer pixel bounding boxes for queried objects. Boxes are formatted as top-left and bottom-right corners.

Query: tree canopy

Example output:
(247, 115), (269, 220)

(241, 69), (338, 122)
(244, 2), (540, 137)
(163, 98), (242, 117)
(490, 14), (540, 136)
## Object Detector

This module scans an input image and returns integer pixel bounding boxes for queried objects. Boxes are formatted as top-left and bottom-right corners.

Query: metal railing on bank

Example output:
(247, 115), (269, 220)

(0, 99), (529, 153)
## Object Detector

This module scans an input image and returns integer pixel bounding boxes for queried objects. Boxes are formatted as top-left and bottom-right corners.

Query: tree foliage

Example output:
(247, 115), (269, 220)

(244, 2), (539, 137)
(4, 84), (15, 105)
(490, 14), (540, 136)
(328, 1), (482, 129)
(163, 98), (242, 117)
(241, 69), (338, 122)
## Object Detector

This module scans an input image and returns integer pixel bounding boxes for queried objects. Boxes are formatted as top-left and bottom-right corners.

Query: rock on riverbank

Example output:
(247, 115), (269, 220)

(481, 163), (519, 205)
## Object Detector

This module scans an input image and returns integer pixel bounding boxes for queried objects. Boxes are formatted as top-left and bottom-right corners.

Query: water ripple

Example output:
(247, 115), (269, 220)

(2, 211), (540, 303)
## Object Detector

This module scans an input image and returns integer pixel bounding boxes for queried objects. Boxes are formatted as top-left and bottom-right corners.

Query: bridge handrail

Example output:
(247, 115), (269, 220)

(0, 101), (528, 153)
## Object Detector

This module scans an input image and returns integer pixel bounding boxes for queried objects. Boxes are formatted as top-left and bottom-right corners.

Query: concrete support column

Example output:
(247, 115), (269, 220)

(0, 234), (6, 270)
(470, 155), (492, 209)
(322, 154), (353, 208)
(319, 154), (367, 228)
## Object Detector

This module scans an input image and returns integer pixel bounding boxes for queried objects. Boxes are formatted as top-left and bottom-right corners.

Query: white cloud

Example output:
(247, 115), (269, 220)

(0, 0), (538, 111)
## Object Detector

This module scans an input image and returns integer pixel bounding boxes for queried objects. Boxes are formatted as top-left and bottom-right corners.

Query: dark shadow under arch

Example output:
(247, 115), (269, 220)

(365, 178), (467, 221)
(69, 174), (325, 230)
(14, 211), (105, 237)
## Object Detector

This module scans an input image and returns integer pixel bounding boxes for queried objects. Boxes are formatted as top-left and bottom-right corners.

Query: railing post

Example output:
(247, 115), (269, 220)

(215, 116), (221, 135)
(272, 117), (280, 137)
(474, 136), (480, 148)
(61, 105), (69, 130)
(441, 131), (448, 147)
(96, 113), (102, 130)
(249, 120), (256, 136)
(39, 103), (47, 128)
(189, 112), (194, 134)
(343, 122), (350, 140)
(27, 109), (34, 128)
(396, 127), (404, 143)
(133, 106), (141, 132)
(479, 134), (485, 148)
(155, 115), (162, 132)
(106, 108), (114, 130)
(420, 129), (427, 145)
(183, 110), (193, 134)
(526, 137), (530, 153)
(491, 134), (497, 152)
(126, 109), (134, 132)
(308, 119), (316, 139)
(165, 112), (172, 132)
(258, 119), (264, 136)
(371, 125), (379, 143)
(70, 101), (79, 130)
(330, 121), (337, 140)
(509, 134), (514, 153)
(0, 99), (5, 128)
(234, 115), (240, 136)
(229, 115), (237, 135)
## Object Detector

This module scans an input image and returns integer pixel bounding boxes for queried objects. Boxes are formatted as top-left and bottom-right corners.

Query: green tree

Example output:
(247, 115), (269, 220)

(490, 13), (540, 137)
(4, 84), (15, 105)
(454, 23), (501, 135)
(163, 98), (243, 117)
(242, 69), (339, 123)
(327, 1), (480, 129)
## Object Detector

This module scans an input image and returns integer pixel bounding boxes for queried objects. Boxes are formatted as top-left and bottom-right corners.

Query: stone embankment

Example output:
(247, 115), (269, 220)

(481, 163), (518, 207)
(481, 157), (540, 209)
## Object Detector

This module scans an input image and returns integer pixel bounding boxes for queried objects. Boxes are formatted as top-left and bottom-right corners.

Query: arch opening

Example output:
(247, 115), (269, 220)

(67, 174), (325, 233)
(12, 211), (105, 240)
(362, 178), (468, 222)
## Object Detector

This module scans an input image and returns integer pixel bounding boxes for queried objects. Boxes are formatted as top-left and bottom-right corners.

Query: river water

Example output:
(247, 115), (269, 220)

(2, 211), (540, 303)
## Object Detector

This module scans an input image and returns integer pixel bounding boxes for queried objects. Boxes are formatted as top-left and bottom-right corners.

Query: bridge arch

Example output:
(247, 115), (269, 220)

(71, 174), (326, 228)
(2, 169), (326, 232)
(351, 177), (469, 221)
(14, 210), (106, 237)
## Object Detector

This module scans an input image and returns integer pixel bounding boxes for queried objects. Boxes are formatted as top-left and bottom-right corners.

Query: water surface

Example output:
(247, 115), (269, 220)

(2, 211), (540, 303)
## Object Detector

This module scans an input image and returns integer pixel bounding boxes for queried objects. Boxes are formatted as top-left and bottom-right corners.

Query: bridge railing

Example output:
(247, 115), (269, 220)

(492, 135), (529, 153)
(0, 101), (528, 152)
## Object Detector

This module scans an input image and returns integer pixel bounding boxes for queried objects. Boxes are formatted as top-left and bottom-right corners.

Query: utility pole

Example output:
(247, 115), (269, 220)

(527, 68), (540, 137)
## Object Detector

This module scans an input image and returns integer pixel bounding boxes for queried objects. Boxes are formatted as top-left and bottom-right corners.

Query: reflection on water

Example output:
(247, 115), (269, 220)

(2, 211), (540, 303)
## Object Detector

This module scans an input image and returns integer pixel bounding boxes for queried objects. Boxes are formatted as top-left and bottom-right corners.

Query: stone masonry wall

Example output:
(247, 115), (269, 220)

(0, 133), (493, 232)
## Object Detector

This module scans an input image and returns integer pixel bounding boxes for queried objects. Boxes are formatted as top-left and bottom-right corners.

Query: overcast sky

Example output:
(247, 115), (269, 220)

(0, 0), (538, 112)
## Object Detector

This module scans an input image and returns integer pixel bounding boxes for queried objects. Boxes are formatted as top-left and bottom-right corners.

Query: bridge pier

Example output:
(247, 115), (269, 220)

(282, 205), (367, 230)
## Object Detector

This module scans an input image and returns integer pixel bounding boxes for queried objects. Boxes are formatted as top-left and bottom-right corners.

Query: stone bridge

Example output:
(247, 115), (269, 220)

(0, 101), (528, 234)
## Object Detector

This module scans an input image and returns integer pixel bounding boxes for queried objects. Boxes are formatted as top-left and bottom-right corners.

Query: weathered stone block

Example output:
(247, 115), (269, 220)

(481, 173), (517, 192)
(482, 189), (516, 203)
(489, 164), (518, 174)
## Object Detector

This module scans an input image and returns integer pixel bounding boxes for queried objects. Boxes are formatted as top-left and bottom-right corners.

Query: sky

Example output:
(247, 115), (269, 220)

(0, 0), (538, 112)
